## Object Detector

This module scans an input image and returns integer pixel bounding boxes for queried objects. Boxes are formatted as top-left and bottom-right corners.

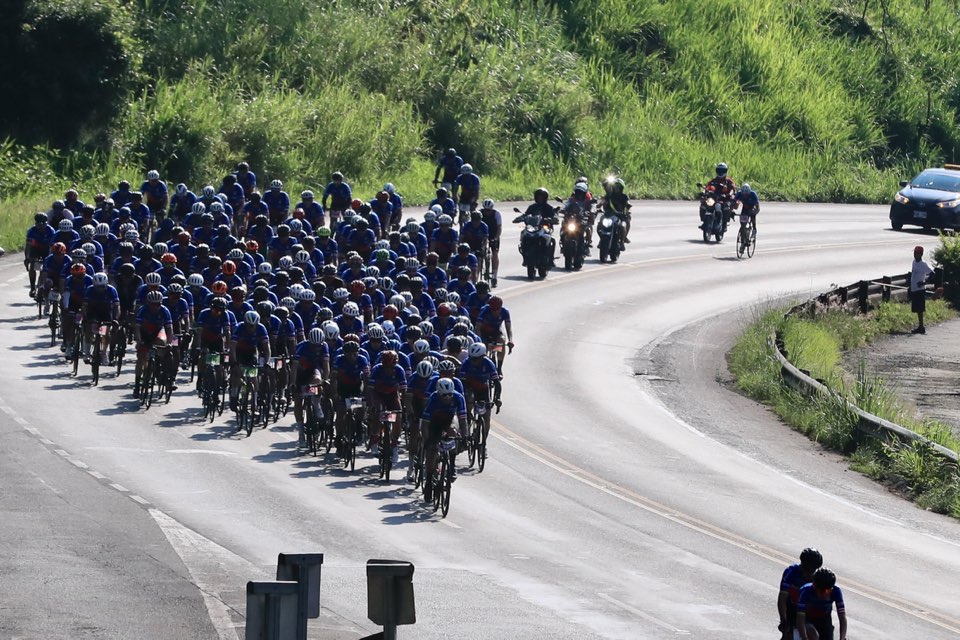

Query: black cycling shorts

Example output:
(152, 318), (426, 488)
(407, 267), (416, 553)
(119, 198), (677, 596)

(426, 415), (455, 449)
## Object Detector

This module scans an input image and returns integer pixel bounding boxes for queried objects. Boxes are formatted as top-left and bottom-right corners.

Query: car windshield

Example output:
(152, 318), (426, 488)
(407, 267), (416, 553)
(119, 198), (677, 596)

(910, 171), (960, 192)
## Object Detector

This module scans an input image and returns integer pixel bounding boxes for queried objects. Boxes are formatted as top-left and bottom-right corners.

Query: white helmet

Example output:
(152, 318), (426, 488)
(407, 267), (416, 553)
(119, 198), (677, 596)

(367, 324), (385, 340)
(289, 283), (304, 298)
(81, 243), (97, 256)
(418, 321), (434, 337)
(308, 327), (324, 344)
(146, 170), (160, 180)
(438, 214), (453, 225)
(343, 302), (360, 317)
(59, 219), (73, 232)
(191, 202), (206, 215)
(288, 219), (303, 232)
(92, 272), (109, 286)
(295, 250), (310, 264)
(383, 183), (396, 194)
(436, 378), (455, 395)
(482, 198), (495, 209)
(300, 289), (316, 302)
(278, 256), (294, 270)
(153, 242), (168, 254)
(280, 296), (296, 310)
(413, 339), (431, 354)
(301, 190), (314, 199)
(270, 179), (283, 189)
(227, 248), (244, 260)
(446, 291), (461, 305)
(188, 274), (204, 287)
(416, 360), (434, 378)
(145, 272), (161, 285)
(468, 342), (487, 358)
(124, 230), (139, 241)
(95, 223), (110, 235)
(461, 164), (473, 174)
(210, 201), (224, 213)
(202, 185), (216, 198)
(389, 294), (406, 308)
(382, 320), (396, 337)
(175, 183), (188, 195)
(244, 310), (260, 325)
(333, 287), (349, 301)
(323, 322), (340, 339)
(257, 262), (273, 275)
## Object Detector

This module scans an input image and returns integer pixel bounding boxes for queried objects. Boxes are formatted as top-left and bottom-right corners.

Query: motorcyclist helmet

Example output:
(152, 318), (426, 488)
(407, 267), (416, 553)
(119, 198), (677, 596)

(715, 162), (728, 177)
(533, 188), (549, 203)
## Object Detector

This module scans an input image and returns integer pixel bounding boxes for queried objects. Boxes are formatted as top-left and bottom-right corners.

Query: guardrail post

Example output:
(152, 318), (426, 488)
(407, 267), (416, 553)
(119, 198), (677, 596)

(857, 280), (869, 312)
(276, 553), (324, 640)
(838, 286), (848, 306)
(246, 581), (299, 640)
(882, 276), (891, 302)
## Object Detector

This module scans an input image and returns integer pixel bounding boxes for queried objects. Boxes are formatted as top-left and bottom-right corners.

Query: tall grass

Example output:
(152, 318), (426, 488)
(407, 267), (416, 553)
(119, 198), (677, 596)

(729, 301), (960, 517)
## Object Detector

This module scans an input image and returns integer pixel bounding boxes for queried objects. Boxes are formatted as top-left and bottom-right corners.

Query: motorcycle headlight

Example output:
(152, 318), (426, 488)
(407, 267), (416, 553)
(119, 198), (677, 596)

(542, 224), (551, 232)
(601, 218), (613, 228)
(894, 193), (910, 205)
(705, 197), (716, 207)
(525, 224), (536, 233)
(566, 222), (576, 232)
(937, 198), (960, 209)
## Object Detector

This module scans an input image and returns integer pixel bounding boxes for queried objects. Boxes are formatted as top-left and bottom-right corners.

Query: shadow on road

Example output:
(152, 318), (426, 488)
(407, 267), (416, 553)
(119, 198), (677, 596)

(10, 341), (53, 351)
(251, 440), (300, 463)
(190, 424), (239, 441)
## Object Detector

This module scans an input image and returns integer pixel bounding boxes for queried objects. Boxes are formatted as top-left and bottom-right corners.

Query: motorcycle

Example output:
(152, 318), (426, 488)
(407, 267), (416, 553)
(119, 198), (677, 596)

(596, 208), (626, 264)
(513, 207), (557, 280)
(697, 183), (731, 243)
(557, 201), (588, 271)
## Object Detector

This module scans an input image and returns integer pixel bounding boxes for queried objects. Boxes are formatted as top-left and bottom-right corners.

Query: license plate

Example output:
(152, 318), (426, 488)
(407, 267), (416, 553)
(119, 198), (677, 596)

(914, 210), (927, 219)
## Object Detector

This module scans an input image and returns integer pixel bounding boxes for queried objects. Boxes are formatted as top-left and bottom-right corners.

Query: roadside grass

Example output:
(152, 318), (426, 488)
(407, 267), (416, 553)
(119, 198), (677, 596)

(729, 301), (960, 518)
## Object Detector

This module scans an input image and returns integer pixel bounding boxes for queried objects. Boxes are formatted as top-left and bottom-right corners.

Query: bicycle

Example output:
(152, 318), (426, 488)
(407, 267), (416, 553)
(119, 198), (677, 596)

(236, 363), (261, 437)
(736, 213), (756, 259)
(430, 437), (458, 518)
(109, 319), (128, 376)
(378, 409), (401, 482)
(200, 350), (227, 422)
(468, 390), (492, 472)
(302, 383), (332, 456)
(140, 344), (173, 409)
(342, 397), (365, 472)
(69, 313), (83, 376)
(89, 320), (112, 386)
(46, 290), (62, 347)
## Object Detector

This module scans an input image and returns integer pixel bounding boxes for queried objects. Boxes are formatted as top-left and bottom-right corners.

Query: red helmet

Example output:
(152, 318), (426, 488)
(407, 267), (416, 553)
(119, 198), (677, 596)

(343, 333), (361, 345)
(381, 350), (398, 367)
(52, 242), (67, 255)
(161, 252), (177, 264)
(211, 281), (228, 295)
(246, 240), (259, 252)
(437, 303), (451, 318)
(222, 260), (237, 275)
(177, 231), (191, 242)
(376, 191), (389, 202)
(382, 304), (398, 320)
(70, 263), (87, 275)
(489, 296), (503, 311)
(349, 280), (364, 294)
(350, 198), (363, 211)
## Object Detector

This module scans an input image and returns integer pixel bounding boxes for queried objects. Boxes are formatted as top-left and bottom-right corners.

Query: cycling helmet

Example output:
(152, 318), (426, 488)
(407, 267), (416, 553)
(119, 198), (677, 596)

(413, 339), (431, 354)
(278, 256), (294, 270)
(199, 186), (215, 200)
(256, 301), (275, 317)
(461, 163), (473, 174)
(147, 170), (160, 180)
(95, 223), (110, 236)
(416, 360), (434, 378)
(119, 263), (136, 277)
(34, 212), (48, 224)
(406, 257), (421, 270)
(145, 272), (162, 285)
(433, 287), (448, 302)
(574, 182), (588, 194)
(349, 280), (365, 294)
(144, 290), (163, 304)
(92, 272), (109, 286)
(317, 226), (331, 237)
(741, 183), (752, 193)
(343, 302), (360, 317)
(191, 202), (206, 215)
(446, 336), (463, 351)
(351, 198), (363, 210)
(59, 219), (74, 232)
(716, 162), (728, 176)
(468, 342), (487, 358)
(301, 190), (314, 199)
(812, 568), (836, 590)
(244, 310), (260, 325)
(211, 281), (228, 295)
(446, 291), (461, 305)
(800, 548), (823, 570)
(436, 187), (449, 199)
(288, 283), (304, 298)
(405, 326), (423, 341)
(300, 289), (316, 302)
(245, 240), (259, 252)
(295, 250), (310, 264)
(381, 350), (398, 367)
(436, 378), (455, 395)
(51, 242), (67, 255)
(418, 321), (434, 337)
(275, 306), (289, 319)
(70, 263), (87, 276)
(211, 296), (227, 310)
(366, 265), (381, 278)
(379, 276), (393, 291)
(456, 265), (471, 279)
(257, 262), (273, 275)
(488, 295), (503, 310)
(222, 260), (237, 276)
(382, 319), (396, 337)
(367, 324), (385, 340)
(227, 248), (244, 260)
(323, 323), (340, 339)
(52, 200), (65, 210)
(437, 359), (457, 374)
(342, 340), (360, 354)
(438, 214), (453, 226)
(384, 183), (397, 194)
(333, 287), (349, 301)
(80, 225), (95, 239)
(81, 243), (96, 256)
(375, 190), (388, 203)
(175, 183), (188, 196)
(124, 230), (139, 242)
(308, 327), (324, 344)
(288, 219), (303, 233)
(187, 274), (204, 286)
(161, 252), (177, 264)
(168, 283), (184, 294)
(270, 179), (283, 189)
(280, 296), (296, 310)
(429, 204), (443, 215)
(210, 202), (225, 213)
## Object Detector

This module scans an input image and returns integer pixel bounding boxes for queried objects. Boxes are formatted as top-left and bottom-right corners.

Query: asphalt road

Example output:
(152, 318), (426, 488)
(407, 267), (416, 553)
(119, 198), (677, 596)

(0, 201), (958, 639)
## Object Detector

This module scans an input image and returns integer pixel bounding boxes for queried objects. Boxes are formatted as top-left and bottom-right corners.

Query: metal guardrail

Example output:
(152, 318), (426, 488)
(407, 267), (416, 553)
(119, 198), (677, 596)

(771, 271), (959, 464)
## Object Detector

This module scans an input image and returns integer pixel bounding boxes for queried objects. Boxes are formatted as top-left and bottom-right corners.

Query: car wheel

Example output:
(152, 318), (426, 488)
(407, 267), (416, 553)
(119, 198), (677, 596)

(891, 221), (903, 231)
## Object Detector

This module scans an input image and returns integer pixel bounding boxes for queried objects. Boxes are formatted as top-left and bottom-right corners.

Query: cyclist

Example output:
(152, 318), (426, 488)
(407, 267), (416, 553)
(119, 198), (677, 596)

(779, 548), (823, 640)
(430, 214), (458, 264)
(63, 189), (85, 215)
(219, 174), (245, 215)
(383, 183), (403, 230)
(134, 290), (174, 397)
(734, 183), (760, 231)
(796, 568), (846, 640)
(452, 164), (480, 225)
(26, 213), (56, 297)
(194, 296), (233, 392)
(263, 180), (290, 226)
(465, 279), (492, 321)
(419, 378), (467, 500)
(370, 192), (393, 239)
(429, 188), (457, 219)
(168, 183), (197, 222)
(476, 296), (514, 375)
(82, 272), (120, 365)
(296, 190), (325, 230)
(322, 172), (352, 229)
(330, 339), (370, 452)
(235, 161), (257, 197)
(110, 181), (135, 209)
(165, 283), (191, 371)
(291, 327), (330, 448)
(433, 148), (464, 191)
(62, 263), (92, 357)
(229, 310), (271, 415)
(458, 342), (501, 442)
(140, 170), (169, 220)
(367, 350), (406, 463)
(447, 244), (479, 283)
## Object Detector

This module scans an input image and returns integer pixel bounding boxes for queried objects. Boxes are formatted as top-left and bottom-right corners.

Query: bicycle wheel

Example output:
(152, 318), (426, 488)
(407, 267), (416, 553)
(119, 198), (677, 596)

(243, 386), (255, 437)
(322, 398), (334, 454)
(379, 424), (392, 482)
(202, 367), (217, 421)
(736, 228), (746, 258)
(413, 442), (424, 489)
(478, 415), (489, 473)
(432, 461), (443, 513)
(91, 336), (101, 386)
(305, 401), (318, 455)
(113, 326), (125, 376)
(441, 453), (452, 517)
(747, 228), (756, 258)
(49, 307), (59, 347)
(467, 417), (478, 469)
(71, 329), (82, 376)
(141, 362), (154, 409)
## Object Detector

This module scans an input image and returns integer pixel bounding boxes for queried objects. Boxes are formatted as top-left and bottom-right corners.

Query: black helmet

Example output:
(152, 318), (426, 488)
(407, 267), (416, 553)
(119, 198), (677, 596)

(457, 243), (470, 254)
(716, 162), (728, 176)
(34, 212), (48, 224)
(211, 297), (227, 310)
(812, 568), (836, 590)
(355, 218), (369, 230)
(799, 548), (823, 570)
(534, 187), (548, 202)
(317, 307), (334, 322)
(343, 341), (360, 354)
(436, 187), (448, 198)
(332, 171), (344, 181)
(119, 262), (136, 277)
(445, 148), (456, 157)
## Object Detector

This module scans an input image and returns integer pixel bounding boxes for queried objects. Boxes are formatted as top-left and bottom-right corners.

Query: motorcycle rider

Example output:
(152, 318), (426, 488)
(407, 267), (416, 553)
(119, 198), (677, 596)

(705, 162), (737, 231)
(512, 188), (558, 267)
(601, 178), (631, 244)
(562, 182), (592, 256)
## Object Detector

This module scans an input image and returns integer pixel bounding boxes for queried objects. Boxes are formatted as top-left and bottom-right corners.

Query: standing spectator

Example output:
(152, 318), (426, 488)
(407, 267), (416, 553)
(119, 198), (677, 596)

(910, 245), (934, 334)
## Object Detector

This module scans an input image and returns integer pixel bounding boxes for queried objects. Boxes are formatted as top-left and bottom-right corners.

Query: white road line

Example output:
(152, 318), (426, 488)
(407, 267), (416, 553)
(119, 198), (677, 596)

(68, 459), (89, 469)
(596, 592), (690, 635)
(148, 508), (245, 640)
(53, 449), (69, 457)
(0, 405), (15, 415)
(14, 416), (29, 426)
(128, 495), (151, 505)
(38, 438), (54, 445)
(87, 470), (107, 480)
(438, 519), (462, 530)
(109, 483), (129, 492)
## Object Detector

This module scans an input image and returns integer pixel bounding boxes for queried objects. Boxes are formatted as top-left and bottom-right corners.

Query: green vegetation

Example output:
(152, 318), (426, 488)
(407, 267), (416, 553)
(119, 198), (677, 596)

(729, 302), (960, 518)
(6, 0), (960, 249)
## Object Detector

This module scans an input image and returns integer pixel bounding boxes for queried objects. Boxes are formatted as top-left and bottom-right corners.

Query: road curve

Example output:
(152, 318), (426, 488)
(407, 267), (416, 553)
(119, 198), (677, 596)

(0, 201), (957, 639)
